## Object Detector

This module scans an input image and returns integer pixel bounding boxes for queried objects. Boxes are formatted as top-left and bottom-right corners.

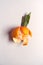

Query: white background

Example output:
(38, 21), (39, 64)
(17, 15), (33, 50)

(0, 0), (43, 65)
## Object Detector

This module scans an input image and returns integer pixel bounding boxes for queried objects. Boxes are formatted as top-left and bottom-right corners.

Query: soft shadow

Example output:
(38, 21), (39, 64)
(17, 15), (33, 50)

(3, 26), (16, 43)
(8, 27), (16, 41)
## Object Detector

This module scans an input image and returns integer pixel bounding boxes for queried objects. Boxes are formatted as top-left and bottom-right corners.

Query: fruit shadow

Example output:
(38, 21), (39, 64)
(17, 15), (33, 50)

(4, 26), (16, 43)
(8, 27), (16, 42)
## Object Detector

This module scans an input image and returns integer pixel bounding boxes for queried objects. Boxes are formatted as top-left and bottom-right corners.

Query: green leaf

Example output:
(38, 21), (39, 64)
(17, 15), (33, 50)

(21, 12), (31, 26)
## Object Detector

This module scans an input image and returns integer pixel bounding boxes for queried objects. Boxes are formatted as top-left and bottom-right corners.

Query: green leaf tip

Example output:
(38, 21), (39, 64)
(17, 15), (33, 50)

(21, 12), (31, 27)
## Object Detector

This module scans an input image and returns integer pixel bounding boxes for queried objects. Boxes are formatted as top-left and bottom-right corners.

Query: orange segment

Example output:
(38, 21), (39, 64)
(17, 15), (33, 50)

(10, 27), (20, 39)
(29, 29), (32, 37)
(20, 26), (29, 35)
(23, 38), (28, 46)
(20, 26), (32, 37)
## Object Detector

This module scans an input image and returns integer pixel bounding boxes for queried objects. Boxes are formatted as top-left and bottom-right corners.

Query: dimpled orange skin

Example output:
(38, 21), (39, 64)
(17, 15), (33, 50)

(10, 26), (32, 46)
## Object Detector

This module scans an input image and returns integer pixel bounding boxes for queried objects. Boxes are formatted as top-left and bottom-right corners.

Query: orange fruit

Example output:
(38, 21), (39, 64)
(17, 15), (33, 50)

(10, 26), (32, 42)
